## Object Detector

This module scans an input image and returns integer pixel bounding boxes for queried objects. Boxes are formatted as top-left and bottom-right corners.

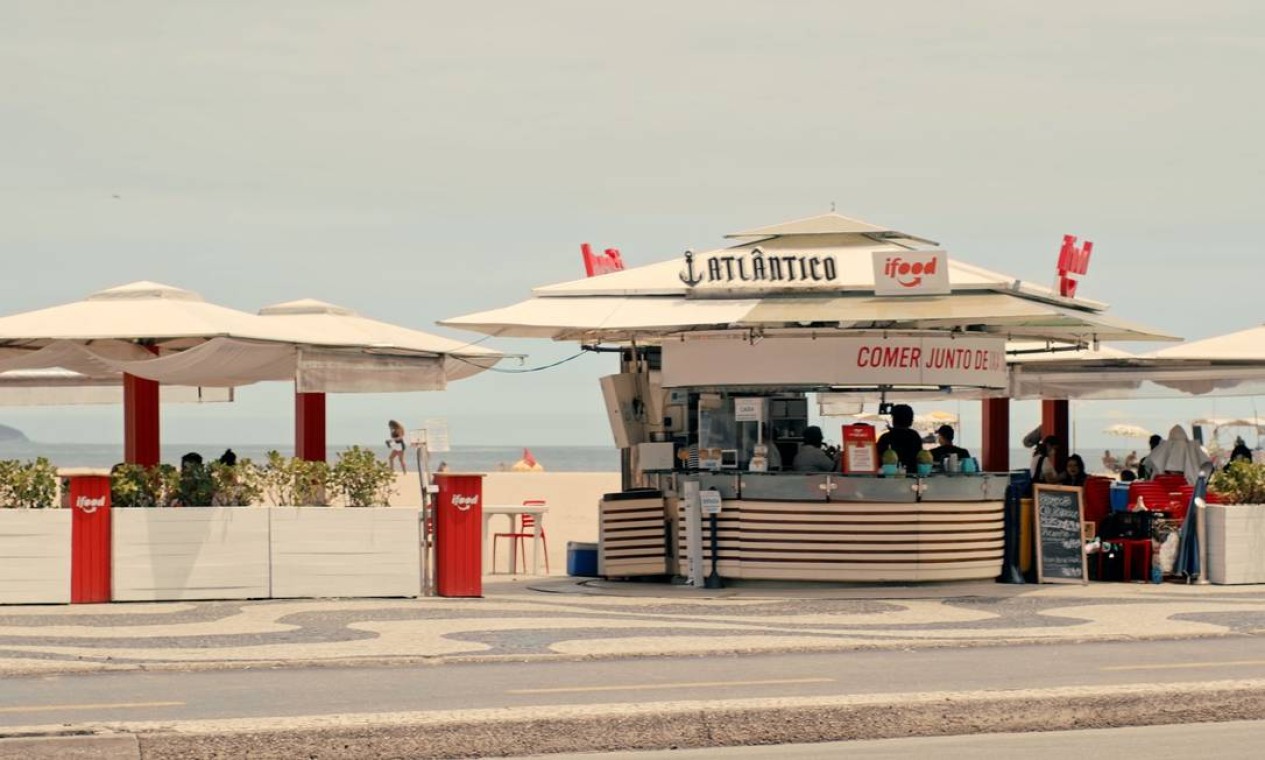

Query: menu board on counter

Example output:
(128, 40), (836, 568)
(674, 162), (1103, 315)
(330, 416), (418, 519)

(1034, 484), (1087, 584)
(841, 423), (878, 474)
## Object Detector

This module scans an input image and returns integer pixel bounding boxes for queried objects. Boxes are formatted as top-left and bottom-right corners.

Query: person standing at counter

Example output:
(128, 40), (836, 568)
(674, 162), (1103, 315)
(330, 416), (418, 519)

(877, 404), (924, 472)
(792, 425), (837, 472)
(929, 424), (970, 466)
(1030, 435), (1064, 485)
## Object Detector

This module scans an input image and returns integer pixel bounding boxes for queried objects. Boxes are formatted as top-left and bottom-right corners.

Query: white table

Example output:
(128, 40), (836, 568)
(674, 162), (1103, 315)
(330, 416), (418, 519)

(482, 504), (549, 575)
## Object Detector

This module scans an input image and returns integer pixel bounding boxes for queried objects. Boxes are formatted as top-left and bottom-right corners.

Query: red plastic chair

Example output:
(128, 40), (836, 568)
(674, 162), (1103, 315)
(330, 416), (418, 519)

(1154, 473), (1189, 491)
(1083, 477), (1112, 526)
(492, 500), (550, 574)
(1129, 481), (1175, 512)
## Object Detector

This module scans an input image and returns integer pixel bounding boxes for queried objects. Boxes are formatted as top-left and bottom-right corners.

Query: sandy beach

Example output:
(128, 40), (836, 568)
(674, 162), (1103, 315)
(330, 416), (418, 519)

(389, 471), (621, 576)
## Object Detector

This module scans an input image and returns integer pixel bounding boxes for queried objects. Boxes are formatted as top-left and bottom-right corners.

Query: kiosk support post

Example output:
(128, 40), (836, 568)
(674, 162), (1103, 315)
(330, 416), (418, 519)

(998, 483), (1026, 584)
(682, 480), (704, 586)
(705, 511), (723, 589)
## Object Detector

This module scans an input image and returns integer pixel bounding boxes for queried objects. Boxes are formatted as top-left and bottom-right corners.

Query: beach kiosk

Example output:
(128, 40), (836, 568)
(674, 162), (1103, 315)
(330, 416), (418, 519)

(444, 212), (1178, 583)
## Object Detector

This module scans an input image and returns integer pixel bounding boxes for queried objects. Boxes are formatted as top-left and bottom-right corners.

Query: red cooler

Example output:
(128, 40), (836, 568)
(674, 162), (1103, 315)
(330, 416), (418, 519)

(434, 473), (484, 598)
(62, 468), (112, 604)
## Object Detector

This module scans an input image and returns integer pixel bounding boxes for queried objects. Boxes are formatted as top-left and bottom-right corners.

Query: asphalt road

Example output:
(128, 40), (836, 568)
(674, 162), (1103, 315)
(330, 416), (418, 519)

(3, 636), (1265, 727)
(524, 720), (1265, 760)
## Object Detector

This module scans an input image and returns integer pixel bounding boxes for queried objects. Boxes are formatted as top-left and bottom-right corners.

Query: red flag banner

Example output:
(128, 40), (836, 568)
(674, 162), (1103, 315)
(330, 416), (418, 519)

(581, 243), (626, 277)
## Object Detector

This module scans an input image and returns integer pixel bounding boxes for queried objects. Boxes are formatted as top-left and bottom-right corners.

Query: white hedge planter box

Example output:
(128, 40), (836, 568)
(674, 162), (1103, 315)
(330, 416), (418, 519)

(270, 508), (421, 598)
(112, 508), (271, 601)
(1206, 504), (1265, 585)
(0, 509), (71, 604)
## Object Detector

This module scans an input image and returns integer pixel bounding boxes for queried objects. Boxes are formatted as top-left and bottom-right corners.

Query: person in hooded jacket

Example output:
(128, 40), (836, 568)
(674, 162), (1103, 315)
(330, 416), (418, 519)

(1146, 424), (1211, 485)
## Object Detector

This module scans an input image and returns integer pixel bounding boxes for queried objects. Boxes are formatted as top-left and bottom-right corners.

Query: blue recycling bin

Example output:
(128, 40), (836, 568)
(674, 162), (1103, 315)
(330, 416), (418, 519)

(1110, 482), (1131, 512)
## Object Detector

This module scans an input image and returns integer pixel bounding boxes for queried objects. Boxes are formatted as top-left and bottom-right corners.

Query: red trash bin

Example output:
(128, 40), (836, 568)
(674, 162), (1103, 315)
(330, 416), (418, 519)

(433, 473), (484, 598)
(62, 468), (113, 604)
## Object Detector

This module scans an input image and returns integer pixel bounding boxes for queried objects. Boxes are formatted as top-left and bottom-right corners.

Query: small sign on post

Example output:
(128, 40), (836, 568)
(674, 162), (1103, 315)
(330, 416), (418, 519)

(733, 398), (763, 423)
(699, 489), (723, 515)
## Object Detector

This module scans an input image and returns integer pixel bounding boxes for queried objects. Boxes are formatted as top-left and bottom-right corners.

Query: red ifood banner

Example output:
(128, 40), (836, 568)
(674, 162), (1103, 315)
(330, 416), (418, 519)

(1056, 234), (1093, 297)
(581, 243), (625, 277)
(842, 423), (878, 474)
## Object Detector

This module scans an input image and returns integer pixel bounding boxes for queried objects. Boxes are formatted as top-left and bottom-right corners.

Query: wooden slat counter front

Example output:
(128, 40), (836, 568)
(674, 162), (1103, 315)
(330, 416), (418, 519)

(663, 472), (1007, 583)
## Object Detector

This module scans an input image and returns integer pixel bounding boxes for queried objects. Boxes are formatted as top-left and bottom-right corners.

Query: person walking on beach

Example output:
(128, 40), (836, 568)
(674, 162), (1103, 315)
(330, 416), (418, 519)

(386, 420), (408, 474)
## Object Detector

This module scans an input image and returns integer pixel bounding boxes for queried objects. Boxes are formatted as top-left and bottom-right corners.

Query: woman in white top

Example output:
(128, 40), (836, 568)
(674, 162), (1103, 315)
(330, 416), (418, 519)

(1029, 435), (1063, 485)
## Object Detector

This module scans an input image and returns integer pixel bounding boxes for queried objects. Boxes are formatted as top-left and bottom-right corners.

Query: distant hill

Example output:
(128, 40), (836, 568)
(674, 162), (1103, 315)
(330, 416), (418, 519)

(0, 424), (28, 442)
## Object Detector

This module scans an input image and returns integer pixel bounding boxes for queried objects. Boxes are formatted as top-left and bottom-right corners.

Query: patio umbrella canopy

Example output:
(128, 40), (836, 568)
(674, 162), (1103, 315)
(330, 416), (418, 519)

(1009, 323), (1265, 400)
(257, 299), (502, 391)
(0, 282), (506, 463)
(0, 281), (282, 464)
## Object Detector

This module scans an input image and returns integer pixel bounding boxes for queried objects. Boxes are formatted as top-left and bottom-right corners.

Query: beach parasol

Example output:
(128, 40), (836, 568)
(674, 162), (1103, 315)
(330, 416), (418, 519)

(1103, 423), (1151, 439)
(256, 299), (503, 460)
(0, 282), (279, 464)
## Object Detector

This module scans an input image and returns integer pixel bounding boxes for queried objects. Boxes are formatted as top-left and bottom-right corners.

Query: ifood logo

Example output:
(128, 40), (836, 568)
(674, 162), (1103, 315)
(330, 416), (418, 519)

(452, 494), (479, 512)
(882, 256), (938, 288)
(76, 495), (106, 514)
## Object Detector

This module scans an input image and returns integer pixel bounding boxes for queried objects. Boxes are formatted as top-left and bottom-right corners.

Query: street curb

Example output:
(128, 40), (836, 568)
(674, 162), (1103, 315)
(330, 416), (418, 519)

(11, 679), (1265, 759)
(0, 632), (1243, 679)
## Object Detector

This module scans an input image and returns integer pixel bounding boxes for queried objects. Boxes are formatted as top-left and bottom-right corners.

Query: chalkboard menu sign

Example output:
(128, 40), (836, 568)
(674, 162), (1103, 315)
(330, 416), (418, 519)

(1033, 484), (1087, 583)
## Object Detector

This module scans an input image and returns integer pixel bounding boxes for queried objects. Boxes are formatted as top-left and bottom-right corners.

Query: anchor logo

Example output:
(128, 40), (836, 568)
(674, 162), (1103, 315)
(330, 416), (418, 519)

(678, 250), (703, 286)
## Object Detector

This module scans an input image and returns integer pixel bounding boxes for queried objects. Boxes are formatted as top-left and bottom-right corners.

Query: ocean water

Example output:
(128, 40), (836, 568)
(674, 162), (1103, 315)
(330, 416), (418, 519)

(0, 442), (621, 472)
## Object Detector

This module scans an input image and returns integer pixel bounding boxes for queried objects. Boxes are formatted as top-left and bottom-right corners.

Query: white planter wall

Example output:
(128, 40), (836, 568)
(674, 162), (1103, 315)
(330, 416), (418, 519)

(112, 508), (270, 601)
(0, 509), (71, 604)
(1206, 504), (1265, 585)
(270, 508), (421, 598)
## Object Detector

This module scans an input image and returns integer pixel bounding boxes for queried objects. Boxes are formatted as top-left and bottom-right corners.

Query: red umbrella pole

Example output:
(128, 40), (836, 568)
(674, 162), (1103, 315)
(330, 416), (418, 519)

(295, 390), (327, 462)
(981, 397), (1010, 472)
(123, 373), (160, 466)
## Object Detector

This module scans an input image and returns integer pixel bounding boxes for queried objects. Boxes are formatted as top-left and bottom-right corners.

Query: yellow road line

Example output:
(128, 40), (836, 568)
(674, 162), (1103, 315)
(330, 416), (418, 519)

(1103, 660), (1265, 672)
(0, 700), (184, 714)
(508, 677), (833, 695)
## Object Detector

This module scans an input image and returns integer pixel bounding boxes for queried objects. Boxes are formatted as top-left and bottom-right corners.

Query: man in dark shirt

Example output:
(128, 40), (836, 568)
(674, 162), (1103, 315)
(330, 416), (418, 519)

(876, 404), (925, 472)
(929, 425), (970, 465)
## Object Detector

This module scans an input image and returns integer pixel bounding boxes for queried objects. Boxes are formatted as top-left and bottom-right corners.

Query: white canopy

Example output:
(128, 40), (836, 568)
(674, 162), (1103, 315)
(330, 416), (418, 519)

(0, 369), (232, 406)
(442, 213), (1177, 346)
(0, 284), (505, 394)
(1008, 322), (1265, 400)
(257, 299), (501, 383)
(1150, 324), (1265, 361)
(0, 281), (273, 349)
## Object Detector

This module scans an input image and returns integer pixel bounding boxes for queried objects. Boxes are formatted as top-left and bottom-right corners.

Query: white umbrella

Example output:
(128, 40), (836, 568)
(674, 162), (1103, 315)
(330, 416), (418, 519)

(256, 299), (504, 462)
(1104, 423), (1152, 438)
(257, 299), (502, 386)
(0, 282), (276, 464)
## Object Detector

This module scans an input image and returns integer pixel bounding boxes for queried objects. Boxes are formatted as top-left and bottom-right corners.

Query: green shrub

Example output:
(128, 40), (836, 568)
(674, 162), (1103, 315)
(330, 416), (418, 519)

(176, 462), (216, 507)
(111, 464), (178, 508)
(210, 460), (264, 506)
(262, 451), (330, 506)
(1210, 460), (1265, 505)
(331, 446), (395, 507)
(0, 457), (58, 509)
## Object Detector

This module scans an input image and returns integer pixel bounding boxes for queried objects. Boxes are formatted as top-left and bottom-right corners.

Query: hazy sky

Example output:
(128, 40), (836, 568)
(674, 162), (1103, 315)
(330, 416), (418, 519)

(1, 1), (1263, 451)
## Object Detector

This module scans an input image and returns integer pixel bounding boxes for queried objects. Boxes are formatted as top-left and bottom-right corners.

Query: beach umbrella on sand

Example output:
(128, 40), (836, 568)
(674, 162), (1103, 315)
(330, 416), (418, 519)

(1104, 423), (1151, 439)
